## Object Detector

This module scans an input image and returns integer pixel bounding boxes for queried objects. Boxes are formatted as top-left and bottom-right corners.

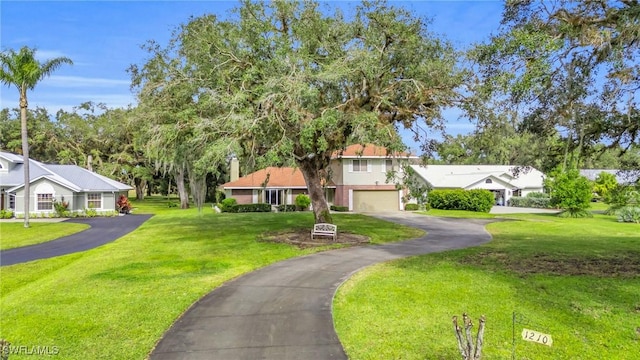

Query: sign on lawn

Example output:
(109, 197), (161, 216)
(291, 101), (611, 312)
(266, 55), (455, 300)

(521, 328), (553, 346)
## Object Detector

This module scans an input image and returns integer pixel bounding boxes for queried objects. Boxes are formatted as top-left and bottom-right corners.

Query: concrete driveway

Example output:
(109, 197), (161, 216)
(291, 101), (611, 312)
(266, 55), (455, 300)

(0, 214), (152, 266)
(149, 212), (493, 360)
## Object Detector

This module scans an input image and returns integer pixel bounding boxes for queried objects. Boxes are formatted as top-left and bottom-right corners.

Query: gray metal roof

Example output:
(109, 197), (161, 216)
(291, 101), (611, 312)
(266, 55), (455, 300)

(0, 152), (132, 192)
(46, 165), (131, 191)
(0, 152), (24, 163)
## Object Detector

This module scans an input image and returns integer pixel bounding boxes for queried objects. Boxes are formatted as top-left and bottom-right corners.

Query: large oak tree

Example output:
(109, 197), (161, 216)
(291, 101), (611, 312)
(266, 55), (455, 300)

(134, 0), (463, 222)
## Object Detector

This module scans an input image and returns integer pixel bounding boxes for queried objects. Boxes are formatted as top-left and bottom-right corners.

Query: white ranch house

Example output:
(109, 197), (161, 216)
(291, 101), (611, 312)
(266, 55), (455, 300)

(410, 164), (546, 205)
(0, 152), (132, 216)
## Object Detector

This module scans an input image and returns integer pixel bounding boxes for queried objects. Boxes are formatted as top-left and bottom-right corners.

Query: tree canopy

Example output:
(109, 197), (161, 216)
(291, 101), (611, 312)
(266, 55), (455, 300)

(469, 0), (640, 173)
(132, 0), (464, 222)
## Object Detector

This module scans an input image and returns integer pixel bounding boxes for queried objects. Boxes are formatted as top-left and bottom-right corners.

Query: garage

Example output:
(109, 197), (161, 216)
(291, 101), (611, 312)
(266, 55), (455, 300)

(352, 190), (400, 212)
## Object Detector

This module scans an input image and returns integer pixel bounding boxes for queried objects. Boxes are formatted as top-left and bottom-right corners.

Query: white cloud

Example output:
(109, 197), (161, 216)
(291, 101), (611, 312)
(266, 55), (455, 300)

(44, 75), (130, 88)
(34, 49), (72, 61)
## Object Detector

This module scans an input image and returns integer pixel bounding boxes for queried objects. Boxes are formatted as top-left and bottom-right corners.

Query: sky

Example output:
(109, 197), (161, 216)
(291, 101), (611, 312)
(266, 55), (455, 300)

(0, 0), (505, 152)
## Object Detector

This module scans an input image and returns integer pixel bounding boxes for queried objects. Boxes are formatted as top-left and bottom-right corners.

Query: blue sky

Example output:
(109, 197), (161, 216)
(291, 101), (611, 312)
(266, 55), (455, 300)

(1, 0), (504, 151)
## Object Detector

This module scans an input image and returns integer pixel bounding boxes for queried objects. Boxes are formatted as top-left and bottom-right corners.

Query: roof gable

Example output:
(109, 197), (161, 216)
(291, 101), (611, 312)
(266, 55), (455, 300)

(0, 152), (132, 192)
(45, 165), (132, 191)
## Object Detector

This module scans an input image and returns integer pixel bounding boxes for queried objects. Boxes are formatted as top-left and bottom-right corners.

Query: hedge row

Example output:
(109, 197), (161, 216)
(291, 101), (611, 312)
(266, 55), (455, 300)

(508, 195), (552, 208)
(330, 205), (349, 212)
(219, 199), (272, 213)
(428, 189), (494, 213)
(405, 203), (420, 211)
(275, 204), (311, 212)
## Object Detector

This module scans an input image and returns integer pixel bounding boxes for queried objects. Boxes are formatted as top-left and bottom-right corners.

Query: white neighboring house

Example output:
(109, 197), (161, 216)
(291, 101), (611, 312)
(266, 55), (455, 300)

(0, 152), (132, 215)
(409, 164), (546, 205)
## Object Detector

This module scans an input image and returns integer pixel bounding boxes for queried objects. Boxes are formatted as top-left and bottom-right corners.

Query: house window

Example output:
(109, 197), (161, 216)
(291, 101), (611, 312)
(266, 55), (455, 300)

(37, 194), (53, 210)
(382, 159), (393, 173)
(485, 179), (493, 184)
(352, 159), (369, 172)
(87, 193), (102, 209)
(513, 189), (522, 197)
(265, 189), (280, 205)
(9, 194), (15, 210)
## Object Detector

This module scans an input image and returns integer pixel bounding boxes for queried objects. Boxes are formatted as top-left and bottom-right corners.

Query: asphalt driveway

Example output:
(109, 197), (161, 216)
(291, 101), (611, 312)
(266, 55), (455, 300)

(149, 212), (493, 360)
(0, 214), (152, 266)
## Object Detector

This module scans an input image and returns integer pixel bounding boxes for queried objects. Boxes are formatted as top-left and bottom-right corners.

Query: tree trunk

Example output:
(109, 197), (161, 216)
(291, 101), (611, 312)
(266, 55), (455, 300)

(20, 90), (30, 228)
(175, 167), (189, 209)
(134, 177), (146, 200)
(297, 158), (331, 224)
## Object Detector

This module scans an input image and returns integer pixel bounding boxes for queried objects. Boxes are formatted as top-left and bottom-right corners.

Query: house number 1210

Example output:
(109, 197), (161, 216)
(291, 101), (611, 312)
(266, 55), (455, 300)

(521, 329), (553, 346)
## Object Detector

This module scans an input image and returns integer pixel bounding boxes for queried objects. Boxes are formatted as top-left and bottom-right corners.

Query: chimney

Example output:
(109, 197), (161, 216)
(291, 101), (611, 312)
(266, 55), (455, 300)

(230, 157), (239, 182)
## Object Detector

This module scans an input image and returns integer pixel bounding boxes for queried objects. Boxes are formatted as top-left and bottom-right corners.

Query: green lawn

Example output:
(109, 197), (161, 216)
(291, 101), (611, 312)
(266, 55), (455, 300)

(0, 198), (422, 359)
(334, 212), (640, 359)
(0, 222), (90, 250)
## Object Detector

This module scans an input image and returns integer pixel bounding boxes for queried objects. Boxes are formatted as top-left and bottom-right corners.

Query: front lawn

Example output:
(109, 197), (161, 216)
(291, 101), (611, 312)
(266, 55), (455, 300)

(0, 198), (422, 359)
(334, 213), (640, 359)
(0, 222), (90, 250)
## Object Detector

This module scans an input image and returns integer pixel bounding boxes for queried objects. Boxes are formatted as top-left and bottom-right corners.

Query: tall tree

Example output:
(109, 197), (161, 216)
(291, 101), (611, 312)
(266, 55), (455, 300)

(470, 0), (640, 172)
(0, 46), (72, 227)
(145, 0), (463, 223)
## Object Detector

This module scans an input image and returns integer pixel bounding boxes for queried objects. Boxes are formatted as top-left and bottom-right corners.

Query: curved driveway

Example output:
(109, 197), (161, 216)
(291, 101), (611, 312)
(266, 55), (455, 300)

(0, 214), (152, 266)
(150, 212), (493, 360)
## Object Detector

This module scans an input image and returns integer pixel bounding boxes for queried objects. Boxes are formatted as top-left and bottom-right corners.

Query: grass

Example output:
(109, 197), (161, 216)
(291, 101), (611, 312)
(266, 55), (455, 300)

(0, 222), (90, 250)
(333, 212), (640, 359)
(0, 197), (422, 359)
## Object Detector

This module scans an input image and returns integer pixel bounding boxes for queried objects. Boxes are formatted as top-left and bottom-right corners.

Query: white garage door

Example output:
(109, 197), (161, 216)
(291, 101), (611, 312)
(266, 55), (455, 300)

(352, 190), (399, 212)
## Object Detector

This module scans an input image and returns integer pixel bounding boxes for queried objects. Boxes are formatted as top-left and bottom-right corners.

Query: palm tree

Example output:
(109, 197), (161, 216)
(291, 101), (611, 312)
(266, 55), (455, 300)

(0, 46), (72, 227)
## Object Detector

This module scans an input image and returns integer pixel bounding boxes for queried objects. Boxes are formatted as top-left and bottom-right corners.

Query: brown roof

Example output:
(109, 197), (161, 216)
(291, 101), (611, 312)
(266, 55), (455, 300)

(333, 144), (414, 158)
(223, 167), (307, 188)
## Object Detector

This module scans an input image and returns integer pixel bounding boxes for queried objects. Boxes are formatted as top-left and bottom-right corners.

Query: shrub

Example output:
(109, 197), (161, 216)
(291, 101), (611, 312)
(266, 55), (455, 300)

(0, 210), (14, 219)
(617, 206), (640, 223)
(428, 189), (494, 213)
(508, 193), (552, 208)
(605, 184), (639, 215)
(404, 203), (419, 211)
(220, 198), (238, 213)
(593, 171), (618, 201)
(330, 205), (349, 212)
(53, 198), (70, 217)
(276, 204), (298, 212)
(234, 203), (272, 213)
(116, 195), (132, 214)
(294, 194), (311, 211)
(84, 208), (98, 217)
(547, 169), (592, 217)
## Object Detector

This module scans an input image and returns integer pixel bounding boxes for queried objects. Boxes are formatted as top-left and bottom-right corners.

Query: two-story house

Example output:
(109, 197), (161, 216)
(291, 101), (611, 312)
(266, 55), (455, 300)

(221, 144), (419, 212)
